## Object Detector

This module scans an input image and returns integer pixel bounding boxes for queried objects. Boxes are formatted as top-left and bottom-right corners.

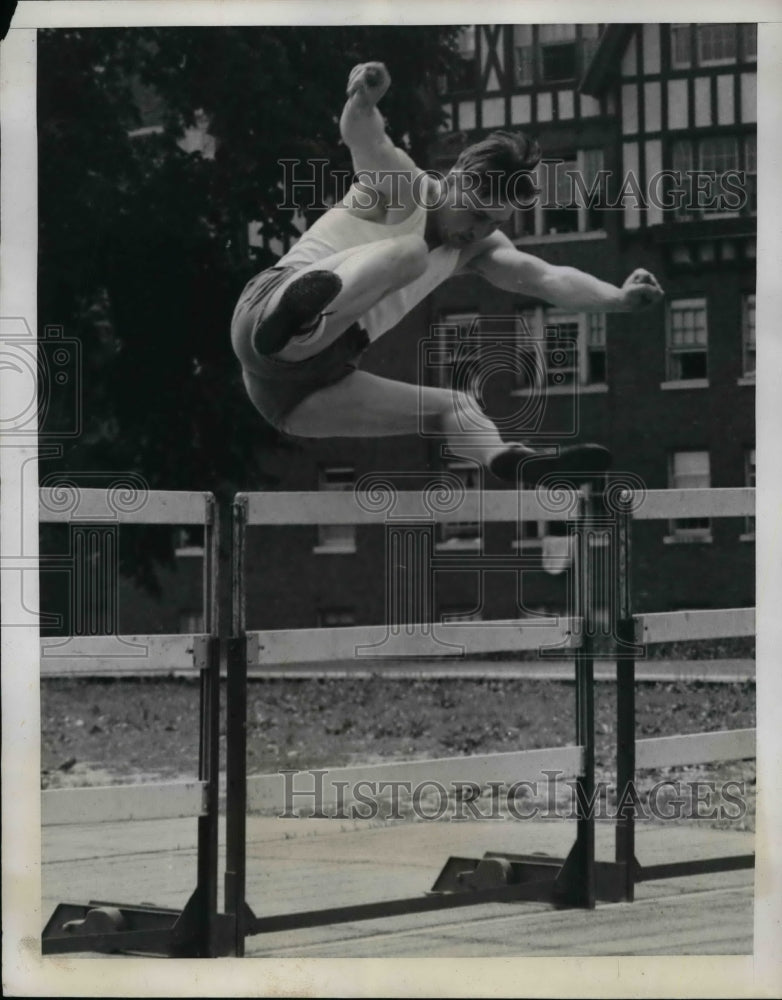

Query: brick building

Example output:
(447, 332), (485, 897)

(114, 22), (757, 636)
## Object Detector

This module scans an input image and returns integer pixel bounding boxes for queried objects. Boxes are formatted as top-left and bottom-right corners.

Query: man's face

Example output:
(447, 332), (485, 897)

(435, 171), (515, 248)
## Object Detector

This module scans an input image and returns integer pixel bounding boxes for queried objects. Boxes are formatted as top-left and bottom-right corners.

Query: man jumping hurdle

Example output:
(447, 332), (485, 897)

(231, 62), (664, 485)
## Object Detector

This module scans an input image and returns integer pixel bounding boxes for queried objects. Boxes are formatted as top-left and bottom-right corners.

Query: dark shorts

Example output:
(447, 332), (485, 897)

(232, 266), (370, 432)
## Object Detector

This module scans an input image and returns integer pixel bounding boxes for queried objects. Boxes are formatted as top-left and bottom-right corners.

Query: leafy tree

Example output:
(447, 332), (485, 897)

(37, 26), (461, 592)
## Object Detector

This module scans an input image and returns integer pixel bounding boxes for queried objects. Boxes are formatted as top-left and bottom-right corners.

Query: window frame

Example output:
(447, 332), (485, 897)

(670, 24), (693, 69)
(431, 312), (481, 390)
(174, 526), (205, 558)
(315, 466), (357, 554)
(741, 292), (756, 380)
(670, 23), (748, 69)
(744, 133), (757, 216)
(696, 23), (738, 67)
(515, 517), (547, 550)
(667, 450), (713, 542)
(740, 23), (758, 62)
(436, 460), (483, 551)
(665, 297), (709, 386)
(511, 24), (602, 88)
(528, 149), (608, 238)
(513, 307), (608, 394)
(539, 39), (579, 84)
(671, 135), (742, 222)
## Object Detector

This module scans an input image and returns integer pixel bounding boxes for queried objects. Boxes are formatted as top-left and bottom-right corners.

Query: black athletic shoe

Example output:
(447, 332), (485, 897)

(490, 443), (612, 488)
(252, 270), (343, 356)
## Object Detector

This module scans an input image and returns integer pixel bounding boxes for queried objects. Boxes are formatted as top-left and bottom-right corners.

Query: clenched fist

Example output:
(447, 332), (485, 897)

(620, 268), (664, 311)
(346, 62), (391, 107)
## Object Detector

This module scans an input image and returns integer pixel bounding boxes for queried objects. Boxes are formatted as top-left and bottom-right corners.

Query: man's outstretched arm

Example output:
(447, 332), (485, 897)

(340, 62), (421, 199)
(465, 231), (664, 312)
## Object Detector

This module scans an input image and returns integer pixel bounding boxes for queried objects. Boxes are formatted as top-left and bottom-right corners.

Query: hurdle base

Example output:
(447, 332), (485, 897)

(41, 891), (235, 957)
(635, 853), (755, 882)
(430, 851), (628, 905)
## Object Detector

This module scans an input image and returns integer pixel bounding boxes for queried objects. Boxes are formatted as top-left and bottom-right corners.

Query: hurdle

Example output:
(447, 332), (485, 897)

(39, 487), (227, 956)
(612, 487), (756, 900)
(224, 484), (631, 957)
(37, 483), (757, 956)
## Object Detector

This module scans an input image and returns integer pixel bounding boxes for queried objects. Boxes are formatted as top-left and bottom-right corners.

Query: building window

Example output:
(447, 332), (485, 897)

(316, 467), (356, 553)
(667, 298), (708, 381)
(437, 461), (482, 549)
(741, 24), (757, 62)
(580, 149), (608, 231)
(538, 24), (578, 82)
(744, 448), (756, 537)
(741, 293), (756, 378)
(697, 23), (737, 65)
(527, 149), (607, 237)
(671, 140), (694, 219)
(431, 312), (480, 390)
(669, 451), (712, 540)
(670, 24), (740, 68)
(744, 134), (757, 215)
(544, 157), (580, 235)
(699, 136), (739, 217)
(517, 518), (545, 549)
(672, 137), (740, 221)
(670, 24), (692, 68)
(174, 527), (204, 557)
(586, 314), (607, 384)
(317, 608), (356, 628)
(543, 313), (580, 387)
(512, 24), (601, 87)
(515, 308), (607, 391)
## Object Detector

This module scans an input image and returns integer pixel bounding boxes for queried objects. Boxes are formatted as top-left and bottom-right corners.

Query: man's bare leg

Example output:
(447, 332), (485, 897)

(282, 369), (513, 468)
(282, 371), (611, 486)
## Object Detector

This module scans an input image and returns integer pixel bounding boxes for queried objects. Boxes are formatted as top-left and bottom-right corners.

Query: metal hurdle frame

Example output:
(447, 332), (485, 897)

(223, 485), (632, 957)
(40, 488), (226, 957)
(613, 487), (756, 898)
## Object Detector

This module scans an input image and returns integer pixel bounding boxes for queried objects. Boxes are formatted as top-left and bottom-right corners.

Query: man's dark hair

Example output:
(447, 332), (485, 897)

(453, 130), (541, 206)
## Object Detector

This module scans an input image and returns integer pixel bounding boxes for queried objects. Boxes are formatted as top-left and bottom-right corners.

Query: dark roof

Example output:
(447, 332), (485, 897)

(579, 24), (637, 96)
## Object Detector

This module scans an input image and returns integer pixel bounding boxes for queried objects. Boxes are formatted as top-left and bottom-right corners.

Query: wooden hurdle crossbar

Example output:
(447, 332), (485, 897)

(224, 486), (615, 957)
(39, 487), (228, 957)
(613, 488), (756, 900)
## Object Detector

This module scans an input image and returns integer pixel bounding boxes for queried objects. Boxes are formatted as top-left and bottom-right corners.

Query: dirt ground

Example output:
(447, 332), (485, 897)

(40, 674), (756, 830)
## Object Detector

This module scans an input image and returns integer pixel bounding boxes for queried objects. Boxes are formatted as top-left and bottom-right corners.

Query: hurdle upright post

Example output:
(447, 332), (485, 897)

(614, 490), (637, 901)
(557, 487), (596, 907)
(225, 493), (249, 956)
(191, 493), (222, 953)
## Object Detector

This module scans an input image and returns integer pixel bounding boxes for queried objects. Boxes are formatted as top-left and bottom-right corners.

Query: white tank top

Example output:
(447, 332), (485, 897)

(277, 196), (460, 340)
